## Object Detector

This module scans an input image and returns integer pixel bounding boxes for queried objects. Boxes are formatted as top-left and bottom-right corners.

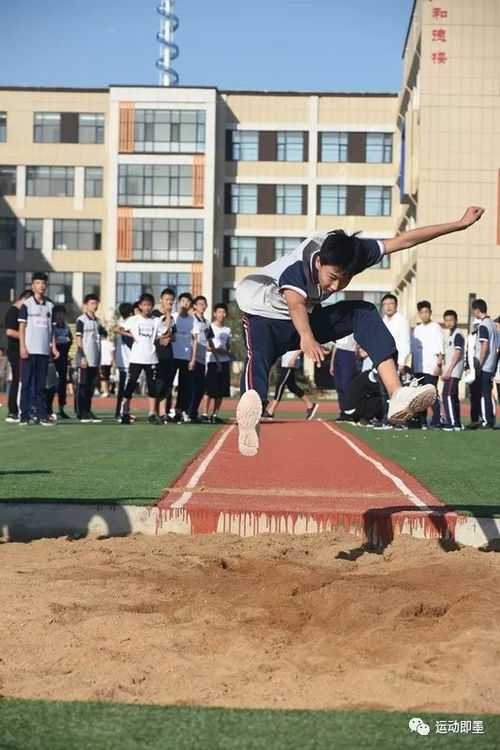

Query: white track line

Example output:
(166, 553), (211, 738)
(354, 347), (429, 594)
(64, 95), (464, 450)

(170, 425), (235, 509)
(319, 420), (432, 511)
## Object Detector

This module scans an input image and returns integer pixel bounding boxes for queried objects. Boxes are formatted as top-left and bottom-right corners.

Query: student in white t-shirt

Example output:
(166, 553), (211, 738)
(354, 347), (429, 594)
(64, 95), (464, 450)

(113, 302), (134, 420)
(169, 293), (198, 423)
(189, 295), (215, 422)
(264, 350), (318, 420)
(99, 330), (114, 397)
(411, 300), (444, 428)
(202, 303), (232, 423)
(116, 293), (166, 425)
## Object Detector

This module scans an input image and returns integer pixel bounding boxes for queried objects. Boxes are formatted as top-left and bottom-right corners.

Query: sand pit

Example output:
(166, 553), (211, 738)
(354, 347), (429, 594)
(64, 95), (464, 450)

(1, 532), (500, 713)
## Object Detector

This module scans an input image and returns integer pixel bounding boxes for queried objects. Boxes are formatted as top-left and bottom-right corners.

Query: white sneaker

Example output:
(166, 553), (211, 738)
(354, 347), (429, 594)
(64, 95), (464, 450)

(236, 390), (262, 457)
(387, 382), (437, 424)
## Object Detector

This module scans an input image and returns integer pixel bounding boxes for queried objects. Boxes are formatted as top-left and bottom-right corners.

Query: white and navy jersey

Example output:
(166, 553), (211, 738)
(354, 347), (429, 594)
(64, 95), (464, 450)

(75, 314), (104, 367)
(115, 316), (132, 370)
(206, 325), (231, 364)
(193, 315), (214, 365)
(445, 328), (465, 379)
(475, 316), (497, 373)
(100, 339), (114, 367)
(123, 314), (167, 365)
(172, 313), (198, 361)
(18, 296), (54, 356)
(235, 232), (385, 320)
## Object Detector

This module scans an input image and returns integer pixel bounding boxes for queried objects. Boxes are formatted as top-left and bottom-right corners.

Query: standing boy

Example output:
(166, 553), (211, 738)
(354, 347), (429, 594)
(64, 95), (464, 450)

(411, 301), (445, 428)
(189, 295), (214, 422)
(441, 309), (465, 431)
(202, 302), (232, 423)
(154, 288), (177, 424)
(117, 293), (166, 425)
(170, 293), (198, 423)
(470, 299), (497, 429)
(265, 350), (318, 420)
(18, 272), (59, 426)
(75, 294), (105, 423)
(235, 206), (484, 456)
(52, 304), (73, 419)
(113, 302), (134, 420)
(4, 289), (32, 423)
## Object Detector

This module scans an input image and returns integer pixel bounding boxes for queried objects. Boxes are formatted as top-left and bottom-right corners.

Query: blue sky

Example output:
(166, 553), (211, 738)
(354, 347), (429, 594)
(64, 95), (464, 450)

(1, 0), (414, 91)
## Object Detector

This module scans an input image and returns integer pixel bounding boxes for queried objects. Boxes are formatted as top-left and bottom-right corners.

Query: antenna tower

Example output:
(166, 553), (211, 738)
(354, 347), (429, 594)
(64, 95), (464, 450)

(156, 0), (179, 86)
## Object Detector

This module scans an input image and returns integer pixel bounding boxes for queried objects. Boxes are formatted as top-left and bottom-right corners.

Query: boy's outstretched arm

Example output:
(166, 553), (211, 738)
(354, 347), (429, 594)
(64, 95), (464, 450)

(282, 290), (325, 365)
(383, 206), (484, 255)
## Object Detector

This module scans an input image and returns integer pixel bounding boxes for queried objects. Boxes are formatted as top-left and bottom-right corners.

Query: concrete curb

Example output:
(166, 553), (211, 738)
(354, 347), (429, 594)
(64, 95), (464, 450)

(1, 502), (499, 548)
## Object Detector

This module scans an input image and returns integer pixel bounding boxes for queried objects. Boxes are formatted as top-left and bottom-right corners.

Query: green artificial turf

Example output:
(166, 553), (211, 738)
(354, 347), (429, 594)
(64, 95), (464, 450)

(339, 423), (500, 517)
(0, 699), (498, 750)
(0, 410), (218, 506)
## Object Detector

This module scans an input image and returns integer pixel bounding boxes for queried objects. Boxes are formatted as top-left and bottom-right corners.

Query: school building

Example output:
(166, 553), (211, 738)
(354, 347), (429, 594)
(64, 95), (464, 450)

(0, 0), (498, 336)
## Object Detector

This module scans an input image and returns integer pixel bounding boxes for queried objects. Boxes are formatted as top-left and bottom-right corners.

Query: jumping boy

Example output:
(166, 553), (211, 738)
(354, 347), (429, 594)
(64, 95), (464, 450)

(235, 206), (484, 456)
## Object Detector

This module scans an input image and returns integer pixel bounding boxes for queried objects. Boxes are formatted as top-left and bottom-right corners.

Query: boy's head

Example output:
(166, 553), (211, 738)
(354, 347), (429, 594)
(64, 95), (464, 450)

(118, 302), (134, 320)
(471, 299), (487, 319)
(83, 293), (99, 314)
(31, 271), (48, 296)
(213, 303), (228, 323)
(193, 295), (208, 316)
(101, 329), (108, 339)
(133, 301), (141, 315)
(138, 293), (154, 316)
(417, 300), (432, 324)
(53, 304), (66, 323)
(315, 231), (365, 293)
(381, 293), (398, 318)
(443, 309), (458, 331)
(160, 287), (175, 313)
(178, 292), (193, 313)
(15, 289), (33, 307)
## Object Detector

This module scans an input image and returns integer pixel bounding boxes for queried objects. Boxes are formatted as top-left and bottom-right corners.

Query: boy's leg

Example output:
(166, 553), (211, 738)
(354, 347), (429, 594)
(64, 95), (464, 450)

(86, 367), (98, 416)
(309, 300), (436, 423)
(121, 364), (141, 421)
(450, 377), (461, 427)
(268, 366), (292, 414)
(480, 371), (495, 427)
(189, 362), (206, 420)
(55, 352), (68, 409)
(34, 355), (50, 420)
(334, 349), (356, 415)
(19, 355), (35, 421)
(115, 369), (127, 418)
(442, 379), (452, 425)
(175, 360), (191, 414)
(7, 350), (20, 417)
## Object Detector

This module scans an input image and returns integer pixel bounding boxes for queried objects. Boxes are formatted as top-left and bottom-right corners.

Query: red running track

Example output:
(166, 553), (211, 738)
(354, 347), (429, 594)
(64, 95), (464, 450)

(156, 419), (465, 544)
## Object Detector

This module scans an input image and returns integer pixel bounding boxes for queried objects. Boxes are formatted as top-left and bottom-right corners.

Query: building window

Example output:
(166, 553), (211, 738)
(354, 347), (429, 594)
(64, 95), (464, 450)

(230, 184), (258, 214)
(34, 112), (61, 142)
(320, 132), (348, 162)
(26, 166), (74, 197)
(84, 167), (103, 197)
(25, 271), (73, 305)
(78, 113), (104, 143)
(229, 131), (258, 160)
(365, 186), (391, 216)
(276, 185), (302, 215)
(0, 112), (6, 141)
(222, 288), (237, 303)
(227, 237), (257, 266)
(366, 133), (392, 163)
(0, 218), (16, 250)
(116, 272), (191, 304)
(132, 218), (203, 262)
(0, 273), (16, 302)
(53, 219), (102, 250)
(25, 219), (43, 251)
(0, 165), (16, 195)
(277, 132), (304, 161)
(83, 273), (101, 299)
(274, 237), (303, 259)
(118, 164), (192, 207)
(319, 186), (347, 215)
(134, 109), (205, 153)
(372, 255), (391, 270)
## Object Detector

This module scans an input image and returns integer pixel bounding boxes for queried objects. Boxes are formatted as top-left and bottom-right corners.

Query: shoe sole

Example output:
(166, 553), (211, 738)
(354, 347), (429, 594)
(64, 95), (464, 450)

(388, 385), (436, 424)
(306, 403), (319, 420)
(236, 390), (262, 457)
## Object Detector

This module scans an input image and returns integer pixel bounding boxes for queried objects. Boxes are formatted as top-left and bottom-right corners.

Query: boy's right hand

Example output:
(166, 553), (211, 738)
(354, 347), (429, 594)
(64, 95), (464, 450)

(20, 345), (29, 360)
(80, 356), (88, 369)
(300, 334), (325, 366)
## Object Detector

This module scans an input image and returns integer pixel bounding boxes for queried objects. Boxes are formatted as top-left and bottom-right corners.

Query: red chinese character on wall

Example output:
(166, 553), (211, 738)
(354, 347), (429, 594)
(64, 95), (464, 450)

(432, 28), (447, 42)
(432, 8), (448, 19)
(431, 51), (448, 64)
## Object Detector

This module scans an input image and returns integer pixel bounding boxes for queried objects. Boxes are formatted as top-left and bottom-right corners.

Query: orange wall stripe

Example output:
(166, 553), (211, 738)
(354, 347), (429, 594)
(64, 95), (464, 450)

(117, 208), (133, 261)
(191, 262), (203, 296)
(119, 102), (134, 153)
(193, 154), (205, 207)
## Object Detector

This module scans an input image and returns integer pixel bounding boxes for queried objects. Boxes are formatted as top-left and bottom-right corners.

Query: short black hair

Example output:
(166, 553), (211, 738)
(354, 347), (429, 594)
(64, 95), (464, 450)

(101, 329), (108, 338)
(472, 299), (487, 314)
(31, 271), (48, 282)
(139, 293), (155, 305)
(53, 304), (66, 315)
(381, 293), (398, 306)
(83, 294), (99, 304)
(214, 302), (228, 313)
(118, 302), (134, 319)
(160, 287), (175, 298)
(17, 289), (33, 301)
(319, 231), (364, 275)
(193, 295), (207, 305)
(443, 309), (458, 319)
(178, 292), (193, 303)
(417, 300), (432, 311)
